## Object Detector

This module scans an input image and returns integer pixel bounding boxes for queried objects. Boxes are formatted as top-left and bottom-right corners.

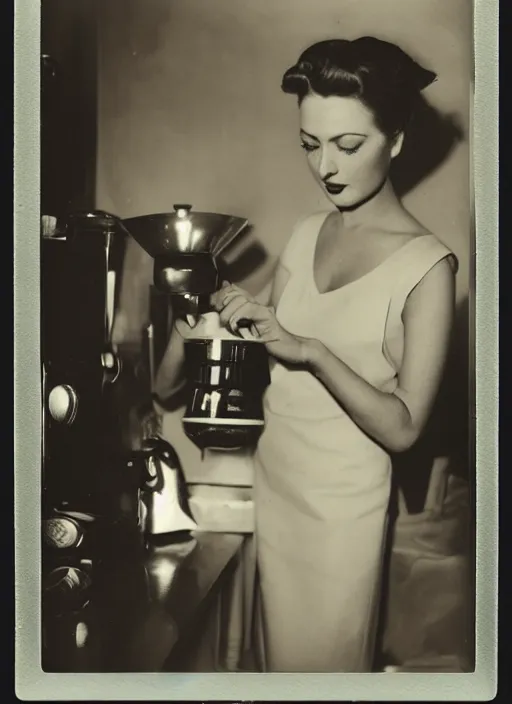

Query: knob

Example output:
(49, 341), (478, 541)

(48, 384), (78, 425)
(173, 204), (192, 217)
(75, 621), (89, 649)
(43, 516), (84, 549)
(41, 214), (58, 238)
(43, 566), (91, 614)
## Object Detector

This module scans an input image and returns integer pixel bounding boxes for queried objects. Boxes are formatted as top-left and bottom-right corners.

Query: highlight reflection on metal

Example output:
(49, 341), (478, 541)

(175, 216), (193, 251)
(56, 510), (96, 523)
(123, 204), (248, 259)
(102, 352), (115, 369)
(75, 621), (88, 649)
(146, 555), (179, 601)
(146, 540), (197, 601)
(101, 351), (121, 384)
(160, 268), (191, 288)
(48, 384), (79, 425)
(143, 455), (197, 535)
(106, 270), (116, 338)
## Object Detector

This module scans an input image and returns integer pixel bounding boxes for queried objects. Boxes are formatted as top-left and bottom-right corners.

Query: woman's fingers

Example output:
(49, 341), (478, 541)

(226, 301), (257, 331)
(211, 282), (235, 310)
(210, 283), (253, 311)
(209, 283), (273, 336)
(210, 284), (229, 310)
(227, 301), (272, 332)
(220, 288), (247, 310)
(218, 295), (253, 327)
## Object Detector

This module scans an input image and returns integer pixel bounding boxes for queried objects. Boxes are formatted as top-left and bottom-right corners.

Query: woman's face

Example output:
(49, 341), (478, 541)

(298, 93), (402, 208)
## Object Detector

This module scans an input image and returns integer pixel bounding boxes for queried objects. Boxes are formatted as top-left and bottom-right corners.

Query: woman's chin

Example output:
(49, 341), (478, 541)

(324, 191), (353, 208)
(327, 190), (379, 212)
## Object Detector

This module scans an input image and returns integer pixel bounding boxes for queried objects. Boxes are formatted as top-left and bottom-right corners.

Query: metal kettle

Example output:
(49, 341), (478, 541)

(136, 436), (197, 540)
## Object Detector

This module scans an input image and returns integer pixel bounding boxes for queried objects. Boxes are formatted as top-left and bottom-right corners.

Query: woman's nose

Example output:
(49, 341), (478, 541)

(317, 148), (338, 180)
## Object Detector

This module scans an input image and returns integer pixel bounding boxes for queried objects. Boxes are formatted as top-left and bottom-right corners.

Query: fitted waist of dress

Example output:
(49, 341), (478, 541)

(264, 395), (347, 422)
(264, 379), (397, 422)
(260, 403), (391, 475)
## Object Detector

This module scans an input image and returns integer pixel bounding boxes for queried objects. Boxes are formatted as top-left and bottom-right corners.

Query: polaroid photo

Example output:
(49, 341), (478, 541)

(14, 0), (498, 700)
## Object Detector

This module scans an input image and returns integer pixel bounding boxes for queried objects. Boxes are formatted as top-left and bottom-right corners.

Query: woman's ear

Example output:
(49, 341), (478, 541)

(390, 131), (405, 159)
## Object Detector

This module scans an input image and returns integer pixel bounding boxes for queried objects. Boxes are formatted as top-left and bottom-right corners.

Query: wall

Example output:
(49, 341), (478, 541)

(96, 0), (472, 483)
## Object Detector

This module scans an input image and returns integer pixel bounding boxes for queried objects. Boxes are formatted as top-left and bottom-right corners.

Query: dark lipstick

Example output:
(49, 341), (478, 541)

(324, 182), (347, 195)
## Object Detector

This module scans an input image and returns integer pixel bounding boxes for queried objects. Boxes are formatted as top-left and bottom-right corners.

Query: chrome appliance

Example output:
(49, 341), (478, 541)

(121, 204), (271, 450)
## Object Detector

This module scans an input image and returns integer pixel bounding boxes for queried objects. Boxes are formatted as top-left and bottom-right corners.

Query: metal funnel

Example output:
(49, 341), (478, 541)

(122, 204), (248, 259)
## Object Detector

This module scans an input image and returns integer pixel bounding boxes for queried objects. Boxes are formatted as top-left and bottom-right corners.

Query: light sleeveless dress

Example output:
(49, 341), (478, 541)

(252, 211), (455, 672)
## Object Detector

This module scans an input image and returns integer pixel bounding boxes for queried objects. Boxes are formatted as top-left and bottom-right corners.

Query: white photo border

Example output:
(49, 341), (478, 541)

(14, 0), (498, 699)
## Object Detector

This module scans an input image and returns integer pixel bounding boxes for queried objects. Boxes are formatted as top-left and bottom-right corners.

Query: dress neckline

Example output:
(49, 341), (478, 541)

(310, 212), (434, 297)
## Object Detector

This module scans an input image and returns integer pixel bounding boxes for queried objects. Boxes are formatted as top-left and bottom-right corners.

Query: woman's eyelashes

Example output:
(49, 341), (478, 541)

(300, 140), (363, 155)
(300, 141), (317, 153)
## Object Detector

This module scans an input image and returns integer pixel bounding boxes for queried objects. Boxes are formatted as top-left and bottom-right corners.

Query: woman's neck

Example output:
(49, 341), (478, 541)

(336, 178), (402, 230)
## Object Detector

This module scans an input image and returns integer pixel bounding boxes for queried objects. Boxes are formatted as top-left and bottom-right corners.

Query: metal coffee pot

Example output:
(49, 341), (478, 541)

(120, 204), (271, 451)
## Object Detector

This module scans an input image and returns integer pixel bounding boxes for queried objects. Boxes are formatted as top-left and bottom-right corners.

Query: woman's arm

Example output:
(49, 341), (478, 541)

(153, 322), (186, 401)
(303, 258), (455, 452)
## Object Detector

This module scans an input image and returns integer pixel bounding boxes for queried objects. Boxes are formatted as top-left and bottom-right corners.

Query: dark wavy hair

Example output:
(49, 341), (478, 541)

(281, 37), (436, 137)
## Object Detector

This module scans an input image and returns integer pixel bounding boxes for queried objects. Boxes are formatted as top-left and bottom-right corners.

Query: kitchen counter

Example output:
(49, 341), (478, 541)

(43, 531), (246, 672)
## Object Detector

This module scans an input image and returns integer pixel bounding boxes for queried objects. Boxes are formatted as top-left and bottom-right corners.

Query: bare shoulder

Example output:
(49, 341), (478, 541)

(404, 254), (456, 317)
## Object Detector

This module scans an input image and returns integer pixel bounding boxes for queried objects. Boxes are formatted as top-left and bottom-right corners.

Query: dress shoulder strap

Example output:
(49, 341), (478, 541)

(387, 235), (458, 320)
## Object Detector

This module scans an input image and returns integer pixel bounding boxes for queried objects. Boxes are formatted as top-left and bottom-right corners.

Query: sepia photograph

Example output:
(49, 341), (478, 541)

(15, 0), (498, 699)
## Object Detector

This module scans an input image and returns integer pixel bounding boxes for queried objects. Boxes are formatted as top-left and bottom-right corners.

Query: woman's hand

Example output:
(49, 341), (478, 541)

(173, 316), (198, 339)
(211, 281), (308, 364)
(210, 281), (257, 312)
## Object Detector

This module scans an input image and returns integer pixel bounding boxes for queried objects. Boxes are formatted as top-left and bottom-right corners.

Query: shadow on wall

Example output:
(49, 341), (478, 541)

(391, 96), (464, 197)
(218, 225), (270, 284)
(392, 295), (471, 513)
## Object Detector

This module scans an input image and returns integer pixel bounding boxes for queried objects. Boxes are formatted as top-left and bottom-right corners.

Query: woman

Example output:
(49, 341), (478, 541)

(155, 37), (457, 672)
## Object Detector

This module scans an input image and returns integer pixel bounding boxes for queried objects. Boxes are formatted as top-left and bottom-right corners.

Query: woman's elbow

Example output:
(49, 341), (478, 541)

(381, 392), (426, 453)
(384, 425), (422, 454)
